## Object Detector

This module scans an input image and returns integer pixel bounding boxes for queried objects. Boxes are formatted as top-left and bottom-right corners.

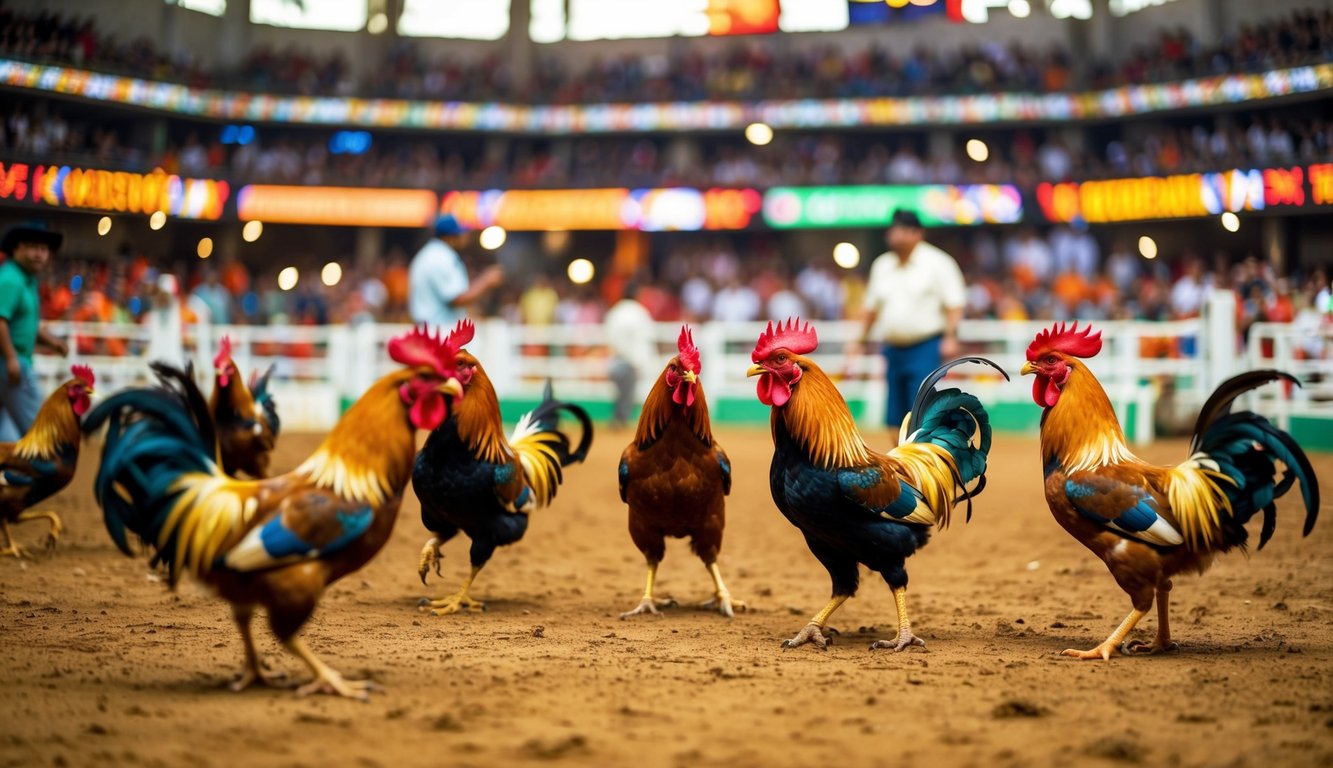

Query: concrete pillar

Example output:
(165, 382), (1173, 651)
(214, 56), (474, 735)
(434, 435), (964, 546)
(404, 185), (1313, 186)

(510, 0), (534, 88)
(218, 0), (253, 72)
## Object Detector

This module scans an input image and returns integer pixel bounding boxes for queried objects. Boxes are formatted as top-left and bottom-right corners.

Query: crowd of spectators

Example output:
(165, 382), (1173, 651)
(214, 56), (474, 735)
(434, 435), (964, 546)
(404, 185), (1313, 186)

(6, 100), (1330, 193)
(2, 5), (1329, 102)
(31, 228), (1331, 367)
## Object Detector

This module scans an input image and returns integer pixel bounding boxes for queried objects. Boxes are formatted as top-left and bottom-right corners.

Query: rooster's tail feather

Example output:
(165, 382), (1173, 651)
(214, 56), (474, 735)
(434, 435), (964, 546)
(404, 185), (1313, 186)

(897, 356), (1007, 523)
(1171, 370), (1319, 551)
(82, 363), (253, 584)
(250, 364), (281, 437)
(508, 380), (594, 509)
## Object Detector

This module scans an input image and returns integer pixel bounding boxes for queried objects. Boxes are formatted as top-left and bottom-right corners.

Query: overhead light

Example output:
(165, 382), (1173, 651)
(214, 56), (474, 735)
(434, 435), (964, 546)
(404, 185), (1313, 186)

(322, 262), (343, 286)
(1220, 212), (1240, 232)
(96, 216), (112, 236)
(367, 12), (388, 34)
(1008, 0), (1031, 18)
(243, 220), (263, 242)
(277, 267), (299, 291)
(567, 258), (595, 285)
(149, 211), (166, 230)
(197, 237), (214, 259)
(1138, 235), (1158, 260)
(479, 225), (507, 250)
(745, 122), (774, 146)
(965, 139), (989, 162)
(832, 242), (861, 269)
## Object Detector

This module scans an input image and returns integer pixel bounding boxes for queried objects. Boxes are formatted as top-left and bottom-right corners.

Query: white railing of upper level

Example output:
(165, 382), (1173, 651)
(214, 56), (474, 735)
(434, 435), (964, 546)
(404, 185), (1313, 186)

(34, 292), (1331, 439)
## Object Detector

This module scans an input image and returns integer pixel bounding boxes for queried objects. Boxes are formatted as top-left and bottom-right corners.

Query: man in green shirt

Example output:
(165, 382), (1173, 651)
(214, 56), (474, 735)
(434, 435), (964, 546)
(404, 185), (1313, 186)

(0, 221), (69, 442)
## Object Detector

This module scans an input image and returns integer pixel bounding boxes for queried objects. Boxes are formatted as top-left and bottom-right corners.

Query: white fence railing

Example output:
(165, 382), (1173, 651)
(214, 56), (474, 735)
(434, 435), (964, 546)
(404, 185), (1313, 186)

(33, 298), (1330, 438)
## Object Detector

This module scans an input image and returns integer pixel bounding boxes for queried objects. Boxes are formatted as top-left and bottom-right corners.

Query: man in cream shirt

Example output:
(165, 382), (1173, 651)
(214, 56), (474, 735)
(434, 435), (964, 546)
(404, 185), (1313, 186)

(852, 209), (966, 430)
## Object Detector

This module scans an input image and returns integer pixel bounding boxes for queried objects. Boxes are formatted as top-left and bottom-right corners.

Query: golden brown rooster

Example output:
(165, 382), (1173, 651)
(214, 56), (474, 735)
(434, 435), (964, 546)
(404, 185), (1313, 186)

(1022, 322), (1319, 660)
(618, 326), (742, 619)
(749, 319), (1004, 650)
(0, 365), (94, 556)
(414, 321), (592, 615)
(210, 335), (280, 478)
(82, 325), (466, 699)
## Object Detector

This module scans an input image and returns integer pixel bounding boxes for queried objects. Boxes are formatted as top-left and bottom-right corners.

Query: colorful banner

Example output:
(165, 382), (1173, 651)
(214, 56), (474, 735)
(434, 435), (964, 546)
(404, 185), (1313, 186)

(440, 187), (762, 231)
(762, 184), (1023, 228)
(237, 185), (438, 226)
(0, 160), (228, 219)
(1, 57), (1327, 134)
(1036, 166), (1314, 223)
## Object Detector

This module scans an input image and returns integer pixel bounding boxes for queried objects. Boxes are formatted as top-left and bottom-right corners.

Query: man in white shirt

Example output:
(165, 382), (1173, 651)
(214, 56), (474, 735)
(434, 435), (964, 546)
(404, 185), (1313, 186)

(852, 209), (966, 429)
(604, 282), (659, 429)
(409, 214), (503, 331)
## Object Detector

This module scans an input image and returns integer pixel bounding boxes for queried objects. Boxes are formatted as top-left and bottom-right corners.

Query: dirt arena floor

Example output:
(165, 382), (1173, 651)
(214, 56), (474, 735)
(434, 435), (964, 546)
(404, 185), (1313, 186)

(1, 427), (1330, 768)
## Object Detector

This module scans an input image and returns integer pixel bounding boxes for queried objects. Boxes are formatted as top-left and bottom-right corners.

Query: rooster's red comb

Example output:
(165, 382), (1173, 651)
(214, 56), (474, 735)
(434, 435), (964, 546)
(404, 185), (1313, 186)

(444, 318), (475, 356)
(213, 335), (233, 368)
(70, 364), (94, 388)
(388, 324), (460, 377)
(1026, 321), (1102, 362)
(677, 325), (700, 374)
(752, 317), (818, 362)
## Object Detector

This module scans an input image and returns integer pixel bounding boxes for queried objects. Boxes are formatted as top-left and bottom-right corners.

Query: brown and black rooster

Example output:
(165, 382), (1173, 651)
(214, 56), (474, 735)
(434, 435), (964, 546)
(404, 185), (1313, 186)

(1022, 322), (1320, 659)
(618, 326), (742, 618)
(210, 335), (280, 478)
(83, 326), (465, 698)
(0, 365), (94, 556)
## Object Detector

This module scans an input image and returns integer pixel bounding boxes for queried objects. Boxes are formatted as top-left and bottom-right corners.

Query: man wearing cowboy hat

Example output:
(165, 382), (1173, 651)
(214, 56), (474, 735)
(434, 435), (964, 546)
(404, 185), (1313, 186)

(0, 220), (70, 442)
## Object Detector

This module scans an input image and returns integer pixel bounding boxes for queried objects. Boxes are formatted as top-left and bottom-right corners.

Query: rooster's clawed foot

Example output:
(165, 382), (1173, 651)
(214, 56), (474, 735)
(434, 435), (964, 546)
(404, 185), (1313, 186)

(781, 622), (834, 650)
(619, 597), (677, 619)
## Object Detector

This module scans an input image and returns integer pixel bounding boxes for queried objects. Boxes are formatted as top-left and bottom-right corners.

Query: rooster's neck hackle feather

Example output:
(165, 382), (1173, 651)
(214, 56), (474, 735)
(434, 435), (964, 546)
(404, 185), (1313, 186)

(296, 371), (419, 505)
(635, 366), (713, 448)
(14, 382), (81, 460)
(453, 355), (510, 464)
(1040, 359), (1134, 473)
(776, 357), (870, 468)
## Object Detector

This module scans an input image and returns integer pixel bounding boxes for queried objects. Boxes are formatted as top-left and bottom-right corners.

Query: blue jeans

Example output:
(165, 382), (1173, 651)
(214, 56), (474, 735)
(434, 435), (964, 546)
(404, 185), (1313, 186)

(882, 336), (942, 428)
(0, 359), (44, 442)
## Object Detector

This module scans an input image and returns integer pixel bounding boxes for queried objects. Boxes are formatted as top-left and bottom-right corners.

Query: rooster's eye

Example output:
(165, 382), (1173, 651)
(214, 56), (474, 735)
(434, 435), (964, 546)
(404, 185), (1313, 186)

(776, 354), (787, 364)
(1045, 356), (1057, 365)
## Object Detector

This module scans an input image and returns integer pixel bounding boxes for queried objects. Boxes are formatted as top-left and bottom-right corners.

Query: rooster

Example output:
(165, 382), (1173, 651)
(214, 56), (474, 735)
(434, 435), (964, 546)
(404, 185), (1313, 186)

(1021, 322), (1320, 660)
(618, 326), (742, 619)
(748, 318), (1004, 650)
(81, 325), (466, 698)
(414, 325), (593, 616)
(211, 335), (280, 478)
(0, 365), (94, 557)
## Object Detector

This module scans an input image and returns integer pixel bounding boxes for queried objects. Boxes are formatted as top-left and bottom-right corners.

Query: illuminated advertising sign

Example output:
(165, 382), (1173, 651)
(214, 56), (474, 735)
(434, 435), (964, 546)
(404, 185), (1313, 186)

(0, 160), (228, 219)
(847, 0), (958, 25)
(1036, 167), (1312, 223)
(2, 57), (1327, 134)
(236, 185), (438, 226)
(440, 188), (761, 231)
(762, 185), (1022, 228)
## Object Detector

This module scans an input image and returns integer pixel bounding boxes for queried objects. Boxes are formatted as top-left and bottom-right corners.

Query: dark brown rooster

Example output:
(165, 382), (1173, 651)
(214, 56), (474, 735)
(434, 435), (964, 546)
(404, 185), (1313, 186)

(210, 335), (279, 478)
(618, 326), (742, 618)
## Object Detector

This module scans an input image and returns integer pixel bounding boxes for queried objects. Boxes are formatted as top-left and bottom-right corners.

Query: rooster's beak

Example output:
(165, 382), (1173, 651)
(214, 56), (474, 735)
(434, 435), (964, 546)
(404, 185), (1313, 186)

(1020, 362), (1036, 376)
(682, 370), (698, 384)
(437, 378), (463, 398)
(746, 364), (765, 378)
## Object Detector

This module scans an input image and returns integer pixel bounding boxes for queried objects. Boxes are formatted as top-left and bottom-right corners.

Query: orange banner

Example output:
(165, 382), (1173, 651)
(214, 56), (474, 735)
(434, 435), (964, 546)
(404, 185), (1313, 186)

(237, 185), (438, 227)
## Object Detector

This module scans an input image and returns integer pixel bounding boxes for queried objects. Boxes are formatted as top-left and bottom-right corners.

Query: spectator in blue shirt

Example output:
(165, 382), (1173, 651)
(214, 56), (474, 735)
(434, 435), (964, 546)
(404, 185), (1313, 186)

(408, 214), (503, 331)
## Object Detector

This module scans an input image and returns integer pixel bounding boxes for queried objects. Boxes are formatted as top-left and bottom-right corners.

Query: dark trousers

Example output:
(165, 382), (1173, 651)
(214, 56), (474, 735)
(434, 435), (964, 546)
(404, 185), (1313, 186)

(882, 336), (941, 428)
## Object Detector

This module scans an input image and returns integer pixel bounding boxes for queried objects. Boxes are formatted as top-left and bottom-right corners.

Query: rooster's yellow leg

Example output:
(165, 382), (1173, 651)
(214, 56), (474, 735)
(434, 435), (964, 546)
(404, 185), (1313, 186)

(0, 520), (24, 558)
(420, 566), (486, 615)
(417, 537), (444, 585)
(782, 595), (849, 650)
(286, 636), (379, 701)
(698, 561), (746, 618)
(1063, 608), (1148, 660)
(229, 606), (285, 692)
(620, 561), (677, 618)
(870, 586), (927, 652)
(16, 509), (62, 549)
(1127, 582), (1180, 654)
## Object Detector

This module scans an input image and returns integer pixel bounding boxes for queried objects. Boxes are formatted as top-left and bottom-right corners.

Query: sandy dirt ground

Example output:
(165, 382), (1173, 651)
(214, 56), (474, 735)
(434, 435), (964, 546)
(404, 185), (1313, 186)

(0, 427), (1330, 768)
